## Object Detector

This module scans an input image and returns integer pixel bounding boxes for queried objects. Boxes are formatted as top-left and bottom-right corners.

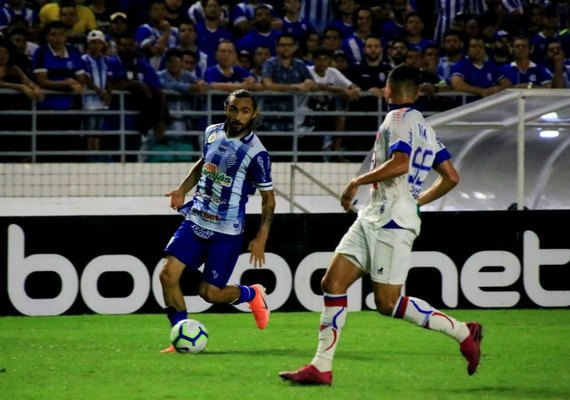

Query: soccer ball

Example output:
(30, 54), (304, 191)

(170, 319), (209, 354)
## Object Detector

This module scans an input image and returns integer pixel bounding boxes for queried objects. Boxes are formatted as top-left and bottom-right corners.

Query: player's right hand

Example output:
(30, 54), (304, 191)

(165, 189), (185, 210)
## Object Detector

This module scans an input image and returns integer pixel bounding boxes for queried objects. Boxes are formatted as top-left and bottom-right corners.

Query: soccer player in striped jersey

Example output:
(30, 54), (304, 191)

(280, 65), (482, 385)
(159, 89), (275, 353)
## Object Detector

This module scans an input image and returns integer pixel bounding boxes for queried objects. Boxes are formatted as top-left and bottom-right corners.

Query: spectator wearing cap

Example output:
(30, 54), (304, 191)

(230, 0), (283, 38)
(39, 0), (97, 37)
(107, 12), (128, 56)
(488, 30), (512, 69)
(500, 35), (553, 89)
(306, 45), (360, 161)
(331, 49), (349, 75)
(134, 0), (180, 71)
(82, 29), (113, 160)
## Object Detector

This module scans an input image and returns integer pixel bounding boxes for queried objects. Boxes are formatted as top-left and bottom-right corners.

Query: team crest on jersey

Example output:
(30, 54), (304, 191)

(226, 153), (237, 168)
(207, 132), (218, 143)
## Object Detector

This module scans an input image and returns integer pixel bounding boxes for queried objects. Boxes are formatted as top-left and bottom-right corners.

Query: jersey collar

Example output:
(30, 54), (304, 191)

(388, 103), (415, 111)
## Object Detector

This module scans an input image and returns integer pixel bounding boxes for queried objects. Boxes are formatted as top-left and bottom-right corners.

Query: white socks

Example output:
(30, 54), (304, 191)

(311, 293), (347, 372)
(392, 295), (469, 342)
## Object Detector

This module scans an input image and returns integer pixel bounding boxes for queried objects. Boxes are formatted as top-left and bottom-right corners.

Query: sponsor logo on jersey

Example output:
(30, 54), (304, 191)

(196, 192), (228, 205)
(207, 132), (217, 143)
(202, 163), (233, 186)
(191, 208), (221, 221)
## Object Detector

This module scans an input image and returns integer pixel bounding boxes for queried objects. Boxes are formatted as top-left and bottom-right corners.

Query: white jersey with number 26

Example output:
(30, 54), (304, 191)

(359, 106), (451, 236)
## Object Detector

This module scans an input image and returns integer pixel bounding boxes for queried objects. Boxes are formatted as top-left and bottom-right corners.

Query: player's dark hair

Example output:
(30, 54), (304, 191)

(225, 89), (258, 111)
(224, 89), (261, 129)
(387, 65), (421, 94)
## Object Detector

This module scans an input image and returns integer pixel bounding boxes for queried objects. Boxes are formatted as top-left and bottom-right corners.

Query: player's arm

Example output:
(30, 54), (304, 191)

(165, 157), (204, 210)
(340, 151), (409, 212)
(417, 159), (460, 206)
(248, 189), (276, 268)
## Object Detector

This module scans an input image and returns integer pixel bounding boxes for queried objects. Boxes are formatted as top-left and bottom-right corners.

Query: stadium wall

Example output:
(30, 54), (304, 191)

(1, 211), (569, 316)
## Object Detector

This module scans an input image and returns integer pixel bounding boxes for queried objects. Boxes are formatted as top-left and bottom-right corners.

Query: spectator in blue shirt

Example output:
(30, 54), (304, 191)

(134, 0), (179, 71)
(235, 4), (281, 56)
(195, 0), (233, 68)
(204, 39), (257, 123)
(339, 6), (375, 64)
(33, 20), (86, 160)
(450, 36), (510, 99)
(108, 34), (169, 160)
(328, 0), (356, 39)
(501, 36), (553, 89)
(404, 11), (434, 53)
(157, 47), (208, 161)
(281, 0), (313, 42)
(543, 40), (568, 89)
(230, 0), (283, 37)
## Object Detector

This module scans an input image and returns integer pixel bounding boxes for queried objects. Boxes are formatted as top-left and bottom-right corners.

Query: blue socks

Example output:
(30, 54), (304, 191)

(165, 307), (188, 327)
(235, 284), (256, 304)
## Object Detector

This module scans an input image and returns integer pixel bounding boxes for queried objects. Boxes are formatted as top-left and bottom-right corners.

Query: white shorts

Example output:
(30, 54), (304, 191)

(335, 218), (417, 284)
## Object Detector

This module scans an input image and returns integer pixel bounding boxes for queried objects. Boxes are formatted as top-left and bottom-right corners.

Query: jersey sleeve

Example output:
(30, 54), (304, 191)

(387, 109), (414, 156)
(248, 150), (273, 191)
(432, 134), (452, 168)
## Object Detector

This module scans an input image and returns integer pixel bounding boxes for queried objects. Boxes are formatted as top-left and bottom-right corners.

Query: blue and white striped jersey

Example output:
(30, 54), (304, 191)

(360, 106), (451, 235)
(182, 123), (273, 235)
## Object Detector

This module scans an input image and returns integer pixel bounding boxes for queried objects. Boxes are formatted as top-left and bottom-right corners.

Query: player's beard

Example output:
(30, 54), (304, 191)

(227, 120), (250, 137)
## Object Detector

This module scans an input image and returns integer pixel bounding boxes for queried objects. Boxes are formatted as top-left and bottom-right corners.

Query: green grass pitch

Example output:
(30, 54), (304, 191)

(1, 310), (569, 400)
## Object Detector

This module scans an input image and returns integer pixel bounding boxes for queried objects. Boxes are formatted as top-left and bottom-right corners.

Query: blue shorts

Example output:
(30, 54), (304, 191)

(164, 220), (244, 288)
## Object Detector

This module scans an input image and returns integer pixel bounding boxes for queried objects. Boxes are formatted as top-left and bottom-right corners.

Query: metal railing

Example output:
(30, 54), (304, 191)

(0, 89), (472, 163)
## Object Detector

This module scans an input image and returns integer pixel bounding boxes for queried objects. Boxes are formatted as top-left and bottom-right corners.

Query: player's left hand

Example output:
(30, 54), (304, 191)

(248, 238), (266, 268)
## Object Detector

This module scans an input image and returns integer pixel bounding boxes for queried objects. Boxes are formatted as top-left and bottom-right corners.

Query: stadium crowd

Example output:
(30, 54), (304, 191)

(0, 0), (569, 161)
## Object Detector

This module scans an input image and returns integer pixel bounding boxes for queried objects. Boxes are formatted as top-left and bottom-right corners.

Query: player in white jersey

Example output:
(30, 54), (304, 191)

(159, 89), (276, 353)
(280, 65), (482, 385)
